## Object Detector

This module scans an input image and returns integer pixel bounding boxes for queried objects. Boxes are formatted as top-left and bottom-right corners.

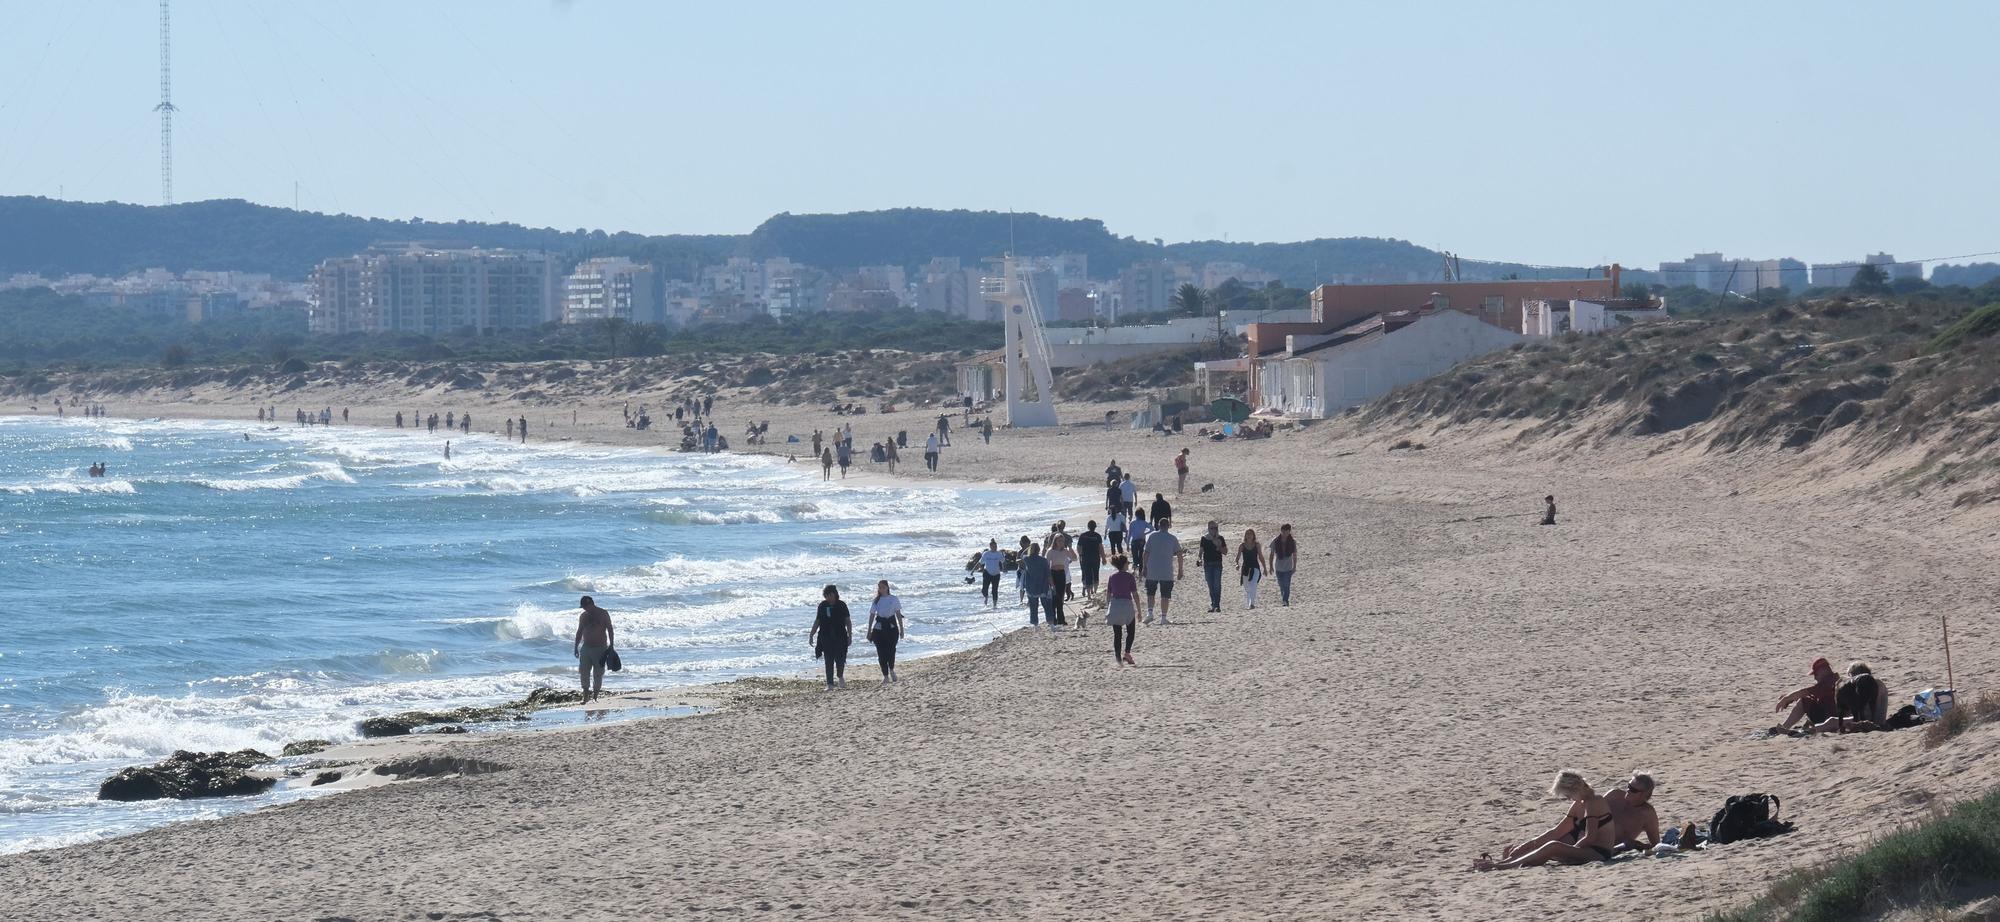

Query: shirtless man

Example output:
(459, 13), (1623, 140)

(1605, 772), (1660, 852)
(572, 596), (615, 702)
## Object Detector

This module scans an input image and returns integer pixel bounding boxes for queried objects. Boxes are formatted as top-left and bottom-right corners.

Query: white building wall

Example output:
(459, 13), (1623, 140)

(1274, 310), (1524, 418)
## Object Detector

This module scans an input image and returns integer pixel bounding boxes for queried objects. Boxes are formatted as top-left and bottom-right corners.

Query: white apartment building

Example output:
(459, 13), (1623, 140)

(1656, 253), (1807, 293)
(1811, 252), (1923, 288)
(1120, 260), (1177, 317)
(562, 257), (660, 324)
(309, 245), (556, 336)
(917, 257), (986, 320)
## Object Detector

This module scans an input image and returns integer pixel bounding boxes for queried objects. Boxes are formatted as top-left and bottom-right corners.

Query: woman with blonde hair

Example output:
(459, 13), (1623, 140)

(1474, 769), (1617, 871)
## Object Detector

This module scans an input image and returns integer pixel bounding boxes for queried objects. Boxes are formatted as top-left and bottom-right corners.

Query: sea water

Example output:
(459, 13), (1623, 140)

(0, 415), (1070, 853)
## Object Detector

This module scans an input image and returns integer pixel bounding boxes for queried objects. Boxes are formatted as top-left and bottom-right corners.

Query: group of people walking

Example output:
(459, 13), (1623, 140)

(970, 458), (1300, 667)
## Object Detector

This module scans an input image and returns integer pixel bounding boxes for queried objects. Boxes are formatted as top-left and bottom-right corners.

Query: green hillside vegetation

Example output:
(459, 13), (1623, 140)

(1362, 287), (2000, 492)
(3, 196), (1573, 285)
(0, 196), (735, 279)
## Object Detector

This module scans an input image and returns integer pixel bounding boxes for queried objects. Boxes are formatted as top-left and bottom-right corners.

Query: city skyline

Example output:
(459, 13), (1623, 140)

(0, 1), (1995, 267)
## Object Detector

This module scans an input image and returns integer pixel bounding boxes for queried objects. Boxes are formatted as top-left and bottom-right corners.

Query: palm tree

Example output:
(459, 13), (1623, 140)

(1173, 283), (1207, 317)
(600, 317), (629, 358)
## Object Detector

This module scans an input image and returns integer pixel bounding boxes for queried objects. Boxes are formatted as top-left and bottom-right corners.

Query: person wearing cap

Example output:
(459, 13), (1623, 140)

(1773, 657), (1840, 731)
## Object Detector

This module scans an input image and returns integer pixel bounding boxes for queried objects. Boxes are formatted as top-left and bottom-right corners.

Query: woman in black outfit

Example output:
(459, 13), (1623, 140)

(808, 584), (852, 690)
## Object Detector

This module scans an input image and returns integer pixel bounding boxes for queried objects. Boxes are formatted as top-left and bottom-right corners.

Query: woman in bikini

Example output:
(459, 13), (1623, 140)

(1475, 769), (1618, 871)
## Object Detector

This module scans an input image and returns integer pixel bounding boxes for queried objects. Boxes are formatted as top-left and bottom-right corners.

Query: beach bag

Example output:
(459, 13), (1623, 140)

(601, 648), (622, 672)
(1708, 793), (1789, 845)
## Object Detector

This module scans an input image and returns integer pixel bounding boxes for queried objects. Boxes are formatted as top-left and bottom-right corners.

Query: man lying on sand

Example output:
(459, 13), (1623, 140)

(1475, 769), (1619, 871)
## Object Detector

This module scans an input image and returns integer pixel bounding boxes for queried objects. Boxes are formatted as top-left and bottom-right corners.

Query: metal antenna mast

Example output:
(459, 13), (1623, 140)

(155, 0), (176, 205)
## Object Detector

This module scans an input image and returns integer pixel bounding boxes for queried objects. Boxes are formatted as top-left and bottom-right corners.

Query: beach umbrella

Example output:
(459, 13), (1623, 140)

(1209, 397), (1251, 423)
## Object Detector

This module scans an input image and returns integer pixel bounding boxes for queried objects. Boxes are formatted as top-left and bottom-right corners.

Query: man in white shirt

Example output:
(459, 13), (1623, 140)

(978, 539), (1007, 608)
(1142, 519), (1184, 624)
(925, 432), (941, 471)
(1118, 474), (1138, 515)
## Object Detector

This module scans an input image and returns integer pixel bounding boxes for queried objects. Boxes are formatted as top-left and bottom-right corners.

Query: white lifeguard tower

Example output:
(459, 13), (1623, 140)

(995, 256), (1059, 427)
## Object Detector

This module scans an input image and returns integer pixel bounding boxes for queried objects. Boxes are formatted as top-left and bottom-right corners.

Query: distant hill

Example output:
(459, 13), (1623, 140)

(743, 209), (1161, 273)
(0, 196), (1582, 284)
(0, 197), (736, 279)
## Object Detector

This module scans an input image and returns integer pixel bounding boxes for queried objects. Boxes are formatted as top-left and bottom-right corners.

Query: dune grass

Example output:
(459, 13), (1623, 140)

(1709, 786), (2000, 922)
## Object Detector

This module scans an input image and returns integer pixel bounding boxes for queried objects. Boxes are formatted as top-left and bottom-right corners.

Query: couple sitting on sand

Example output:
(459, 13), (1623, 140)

(1474, 770), (1660, 871)
(1771, 657), (1894, 735)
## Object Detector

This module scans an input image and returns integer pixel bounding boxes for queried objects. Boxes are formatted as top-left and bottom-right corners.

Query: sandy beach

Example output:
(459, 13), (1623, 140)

(3, 377), (1998, 921)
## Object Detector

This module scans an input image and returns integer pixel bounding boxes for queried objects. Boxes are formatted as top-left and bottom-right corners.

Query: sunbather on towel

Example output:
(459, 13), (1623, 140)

(1475, 769), (1619, 871)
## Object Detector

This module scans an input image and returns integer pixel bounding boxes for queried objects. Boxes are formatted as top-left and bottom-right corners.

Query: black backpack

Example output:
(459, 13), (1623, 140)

(1708, 793), (1791, 844)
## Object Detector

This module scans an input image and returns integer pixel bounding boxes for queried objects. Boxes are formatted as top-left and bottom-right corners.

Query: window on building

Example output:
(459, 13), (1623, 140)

(1433, 294), (1449, 311)
(1482, 296), (1504, 315)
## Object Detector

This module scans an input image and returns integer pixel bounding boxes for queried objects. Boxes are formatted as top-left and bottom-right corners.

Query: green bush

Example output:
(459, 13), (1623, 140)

(1711, 786), (2000, 922)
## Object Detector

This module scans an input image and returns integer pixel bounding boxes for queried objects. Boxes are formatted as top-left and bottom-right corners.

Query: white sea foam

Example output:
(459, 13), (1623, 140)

(0, 479), (138, 495)
(558, 553), (837, 596)
(193, 461), (356, 492)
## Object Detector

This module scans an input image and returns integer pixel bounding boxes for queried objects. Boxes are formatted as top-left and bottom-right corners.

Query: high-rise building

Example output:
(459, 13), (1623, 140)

(1655, 253), (1806, 293)
(1120, 260), (1176, 317)
(917, 257), (986, 320)
(309, 245), (556, 335)
(562, 257), (660, 324)
(1812, 252), (1922, 288)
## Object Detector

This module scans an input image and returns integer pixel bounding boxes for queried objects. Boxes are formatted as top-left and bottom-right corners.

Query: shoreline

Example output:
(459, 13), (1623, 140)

(0, 403), (1100, 857)
(5, 390), (1998, 920)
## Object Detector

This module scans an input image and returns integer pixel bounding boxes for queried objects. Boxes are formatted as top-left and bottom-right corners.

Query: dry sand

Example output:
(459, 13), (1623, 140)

(3, 379), (1999, 921)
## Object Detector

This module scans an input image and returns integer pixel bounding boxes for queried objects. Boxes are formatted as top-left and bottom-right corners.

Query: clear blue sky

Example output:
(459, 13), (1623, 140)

(1, 1), (1994, 268)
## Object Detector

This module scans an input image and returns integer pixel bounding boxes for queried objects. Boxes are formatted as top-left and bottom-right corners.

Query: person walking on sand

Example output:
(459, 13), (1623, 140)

(444, 441), (452, 461)
(1077, 521), (1104, 598)
(1107, 508), (1128, 556)
(518, 415), (528, 443)
(1015, 535), (1033, 602)
(1175, 447), (1190, 495)
(836, 439), (852, 478)
(572, 596), (615, 703)
(1105, 479), (1124, 518)
(1128, 510), (1151, 565)
(884, 437), (900, 473)
(1239, 528), (1268, 609)
(1019, 543), (1051, 629)
(506, 417), (513, 439)
(981, 417), (992, 444)
(1143, 518), (1184, 624)
(820, 446), (834, 481)
(868, 580), (905, 684)
(1106, 554), (1139, 665)
(924, 432), (941, 471)
(1105, 459), (1123, 488)
(1047, 536), (1075, 627)
(812, 430), (823, 458)
(979, 539), (1007, 608)
(1150, 492), (1172, 525)
(809, 585), (853, 690)
(1198, 521), (1228, 613)
(1541, 495), (1557, 526)
(1119, 473), (1138, 516)
(1271, 524), (1299, 607)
